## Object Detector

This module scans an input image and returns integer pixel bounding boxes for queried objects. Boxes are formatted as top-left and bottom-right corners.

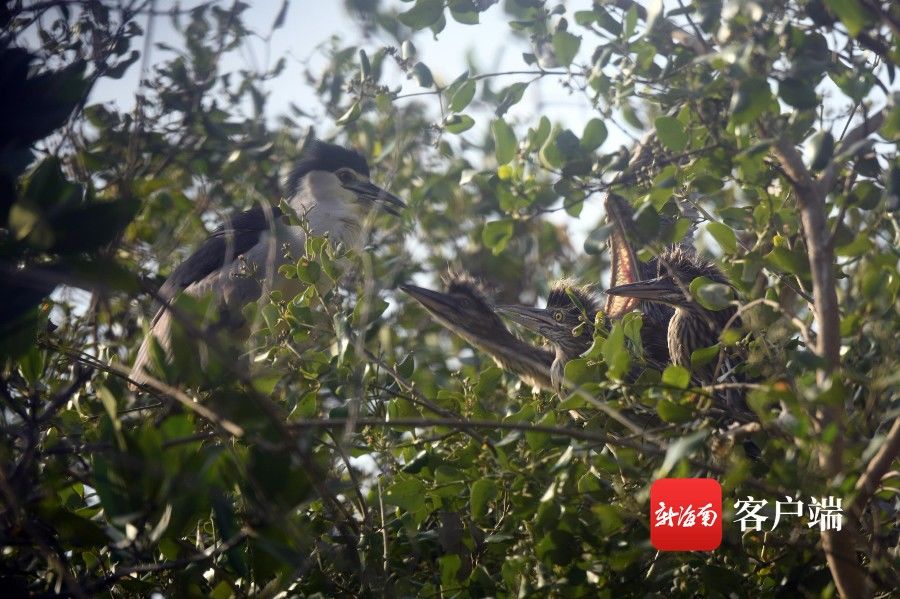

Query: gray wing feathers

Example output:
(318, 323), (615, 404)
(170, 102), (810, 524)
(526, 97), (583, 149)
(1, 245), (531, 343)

(129, 204), (281, 388)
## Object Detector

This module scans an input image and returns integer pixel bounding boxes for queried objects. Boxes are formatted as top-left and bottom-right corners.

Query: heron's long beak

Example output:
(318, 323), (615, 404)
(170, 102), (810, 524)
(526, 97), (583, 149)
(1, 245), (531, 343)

(400, 284), (454, 314)
(496, 305), (555, 334)
(343, 180), (406, 216)
(605, 277), (683, 304)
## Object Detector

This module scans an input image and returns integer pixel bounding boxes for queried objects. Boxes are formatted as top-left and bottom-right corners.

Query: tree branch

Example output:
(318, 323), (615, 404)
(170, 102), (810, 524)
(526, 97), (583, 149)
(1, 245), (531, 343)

(817, 109), (885, 195)
(768, 131), (871, 598)
(84, 531), (248, 593)
(851, 417), (900, 515)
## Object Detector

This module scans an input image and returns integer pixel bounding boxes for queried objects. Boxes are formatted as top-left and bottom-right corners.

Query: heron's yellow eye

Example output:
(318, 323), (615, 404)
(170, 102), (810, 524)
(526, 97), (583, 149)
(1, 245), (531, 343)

(554, 311), (563, 322)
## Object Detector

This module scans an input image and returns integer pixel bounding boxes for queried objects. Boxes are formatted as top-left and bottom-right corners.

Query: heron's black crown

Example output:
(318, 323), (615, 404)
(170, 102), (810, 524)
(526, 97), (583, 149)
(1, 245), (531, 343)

(286, 139), (371, 195)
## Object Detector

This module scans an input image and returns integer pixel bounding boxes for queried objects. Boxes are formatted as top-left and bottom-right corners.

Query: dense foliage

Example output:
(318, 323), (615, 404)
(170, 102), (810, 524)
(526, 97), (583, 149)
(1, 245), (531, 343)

(1, 0), (898, 597)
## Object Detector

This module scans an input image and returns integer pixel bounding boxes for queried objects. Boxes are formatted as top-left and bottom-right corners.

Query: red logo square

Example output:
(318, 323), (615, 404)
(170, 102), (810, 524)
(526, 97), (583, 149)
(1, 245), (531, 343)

(650, 478), (722, 551)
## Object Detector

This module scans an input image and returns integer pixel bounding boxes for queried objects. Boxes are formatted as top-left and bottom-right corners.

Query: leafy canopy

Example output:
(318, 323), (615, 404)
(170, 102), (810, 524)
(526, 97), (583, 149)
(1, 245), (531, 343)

(1, 1), (897, 597)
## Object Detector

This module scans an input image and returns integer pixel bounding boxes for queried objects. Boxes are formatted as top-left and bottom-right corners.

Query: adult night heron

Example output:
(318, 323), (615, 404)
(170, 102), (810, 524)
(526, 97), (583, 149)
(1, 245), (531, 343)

(496, 282), (601, 394)
(130, 139), (405, 387)
(399, 274), (555, 391)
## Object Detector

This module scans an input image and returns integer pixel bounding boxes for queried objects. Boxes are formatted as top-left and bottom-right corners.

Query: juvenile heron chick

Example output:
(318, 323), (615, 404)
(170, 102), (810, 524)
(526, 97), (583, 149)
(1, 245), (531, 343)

(497, 282), (600, 393)
(400, 275), (555, 390)
(605, 246), (738, 383)
(130, 139), (405, 387)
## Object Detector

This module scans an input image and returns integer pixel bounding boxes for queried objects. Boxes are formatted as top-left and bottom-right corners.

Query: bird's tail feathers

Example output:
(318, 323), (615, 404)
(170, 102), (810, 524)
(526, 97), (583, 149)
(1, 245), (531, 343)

(128, 309), (171, 390)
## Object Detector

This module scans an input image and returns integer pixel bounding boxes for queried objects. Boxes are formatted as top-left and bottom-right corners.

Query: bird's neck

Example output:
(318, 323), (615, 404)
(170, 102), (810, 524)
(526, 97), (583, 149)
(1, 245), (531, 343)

(555, 327), (593, 362)
(287, 172), (365, 251)
(480, 331), (555, 391)
(550, 348), (567, 393)
(668, 304), (736, 369)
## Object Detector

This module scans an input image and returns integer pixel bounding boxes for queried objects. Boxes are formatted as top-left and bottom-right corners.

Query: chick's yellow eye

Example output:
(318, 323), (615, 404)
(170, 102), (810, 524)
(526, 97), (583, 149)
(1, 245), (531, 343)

(554, 311), (563, 322)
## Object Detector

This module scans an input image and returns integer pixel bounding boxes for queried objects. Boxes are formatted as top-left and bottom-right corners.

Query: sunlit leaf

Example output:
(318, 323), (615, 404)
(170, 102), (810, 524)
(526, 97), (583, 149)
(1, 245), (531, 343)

(491, 118), (516, 164)
(580, 118), (607, 152)
(707, 222), (737, 253)
(662, 365), (691, 389)
(398, 0), (443, 30)
(552, 31), (581, 67)
(482, 219), (514, 254)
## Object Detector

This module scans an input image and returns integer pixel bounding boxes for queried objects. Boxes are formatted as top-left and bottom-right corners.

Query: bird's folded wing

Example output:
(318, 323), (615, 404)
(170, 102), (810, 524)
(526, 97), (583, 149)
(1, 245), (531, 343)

(151, 203), (283, 324)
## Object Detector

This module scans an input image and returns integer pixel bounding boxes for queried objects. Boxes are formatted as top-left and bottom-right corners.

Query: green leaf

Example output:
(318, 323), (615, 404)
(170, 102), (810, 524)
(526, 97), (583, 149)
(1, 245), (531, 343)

(574, 11), (597, 26)
(580, 118), (607, 151)
(49, 510), (109, 548)
(444, 114), (474, 134)
(564, 358), (601, 386)
(23, 156), (81, 210)
(591, 504), (625, 533)
(536, 529), (578, 565)
(296, 258), (321, 283)
(449, 0), (479, 24)
(482, 219), (514, 255)
(18, 346), (45, 385)
(654, 116), (687, 152)
(779, 77), (817, 109)
(707, 222), (737, 253)
(657, 398), (694, 422)
(691, 343), (721, 369)
(398, 0), (444, 30)
(730, 77), (773, 125)
(495, 81), (528, 116)
(470, 479), (499, 520)
(623, 4), (639, 38)
(662, 365), (691, 389)
(552, 31), (581, 67)
(439, 554), (462, 587)
(272, 0), (289, 30)
(880, 103), (900, 141)
(384, 475), (427, 513)
(601, 322), (630, 379)
(689, 276), (734, 311)
(336, 102), (361, 126)
(807, 130), (834, 171)
(657, 431), (707, 477)
(412, 62), (434, 87)
(528, 116), (552, 150)
(555, 129), (581, 159)
(491, 118), (517, 164)
(448, 79), (475, 112)
(105, 50), (140, 79)
(765, 247), (809, 275)
(824, 0), (873, 37)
